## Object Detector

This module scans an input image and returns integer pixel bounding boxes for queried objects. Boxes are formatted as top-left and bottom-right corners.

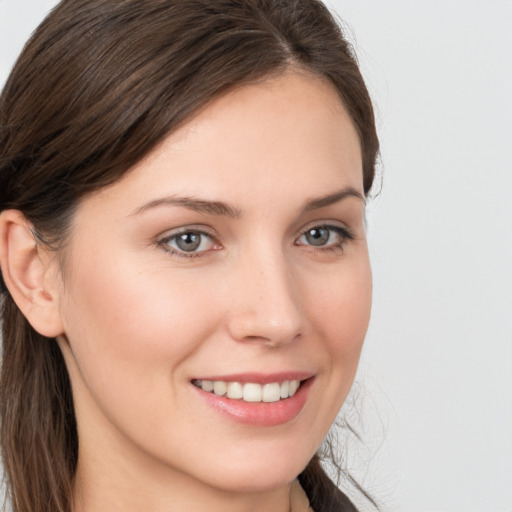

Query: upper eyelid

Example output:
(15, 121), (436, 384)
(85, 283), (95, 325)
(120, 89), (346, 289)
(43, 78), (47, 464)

(297, 220), (352, 236)
(157, 225), (218, 240)
(155, 220), (353, 246)
(296, 224), (352, 240)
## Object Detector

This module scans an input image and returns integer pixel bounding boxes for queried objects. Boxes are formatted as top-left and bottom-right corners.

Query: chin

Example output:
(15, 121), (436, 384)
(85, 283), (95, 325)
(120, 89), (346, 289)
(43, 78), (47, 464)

(191, 444), (313, 493)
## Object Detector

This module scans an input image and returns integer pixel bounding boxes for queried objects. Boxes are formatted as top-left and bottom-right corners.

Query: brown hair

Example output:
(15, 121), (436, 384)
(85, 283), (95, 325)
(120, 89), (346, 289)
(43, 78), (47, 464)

(0, 1), (379, 511)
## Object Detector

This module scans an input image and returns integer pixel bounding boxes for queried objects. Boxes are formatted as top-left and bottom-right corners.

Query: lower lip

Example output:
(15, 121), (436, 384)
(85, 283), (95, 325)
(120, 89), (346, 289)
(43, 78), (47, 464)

(192, 378), (314, 427)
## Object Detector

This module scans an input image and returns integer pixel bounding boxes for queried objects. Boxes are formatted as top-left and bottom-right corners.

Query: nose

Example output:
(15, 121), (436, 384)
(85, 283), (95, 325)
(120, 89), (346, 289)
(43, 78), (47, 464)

(225, 252), (304, 348)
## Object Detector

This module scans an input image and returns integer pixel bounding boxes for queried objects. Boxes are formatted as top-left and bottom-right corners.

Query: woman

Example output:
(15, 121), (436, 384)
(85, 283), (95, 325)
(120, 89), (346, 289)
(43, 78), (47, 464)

(0, 1), (379, 511)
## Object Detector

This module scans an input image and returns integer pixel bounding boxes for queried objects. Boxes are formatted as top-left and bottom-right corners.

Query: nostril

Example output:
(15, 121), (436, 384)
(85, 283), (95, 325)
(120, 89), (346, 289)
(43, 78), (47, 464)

(263, 331), (302, 349)
(225, 305), (303, 347)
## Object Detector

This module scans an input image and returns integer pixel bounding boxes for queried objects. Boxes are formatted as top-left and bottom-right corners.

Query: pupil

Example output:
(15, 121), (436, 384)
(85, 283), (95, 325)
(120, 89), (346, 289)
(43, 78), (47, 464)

(307, 228), (329, 246)
(176, 232), (201, 251)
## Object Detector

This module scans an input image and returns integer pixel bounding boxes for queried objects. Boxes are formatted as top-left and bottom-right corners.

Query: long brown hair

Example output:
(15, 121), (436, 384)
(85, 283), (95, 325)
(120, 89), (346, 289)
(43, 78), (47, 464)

(0, 1), (379, 511)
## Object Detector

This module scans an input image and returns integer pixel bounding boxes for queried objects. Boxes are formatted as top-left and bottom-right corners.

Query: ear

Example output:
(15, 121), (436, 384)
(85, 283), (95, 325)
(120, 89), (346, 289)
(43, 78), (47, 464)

(0, 210), (64, 338)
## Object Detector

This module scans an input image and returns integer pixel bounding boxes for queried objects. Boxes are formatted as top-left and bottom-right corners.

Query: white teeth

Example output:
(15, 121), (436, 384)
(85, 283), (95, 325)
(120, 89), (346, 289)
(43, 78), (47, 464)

(289, 380), (300, 396)
(243, 383), (262, 402)
(201, 380), (214, 392)
(195, 379), (302, 402)
(213, 381), (227, 396)
(226, 381), (243, 399)
(262, 383), (281, 403)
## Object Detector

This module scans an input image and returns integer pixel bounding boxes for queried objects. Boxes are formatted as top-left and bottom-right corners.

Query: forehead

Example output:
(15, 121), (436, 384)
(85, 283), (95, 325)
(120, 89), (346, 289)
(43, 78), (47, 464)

(158, 70), (360, 163)
(79, 71), (363, 216)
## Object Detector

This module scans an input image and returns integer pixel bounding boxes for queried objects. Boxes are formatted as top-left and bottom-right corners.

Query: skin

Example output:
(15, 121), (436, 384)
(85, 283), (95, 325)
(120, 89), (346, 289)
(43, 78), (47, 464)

(1, 71), (372, 512)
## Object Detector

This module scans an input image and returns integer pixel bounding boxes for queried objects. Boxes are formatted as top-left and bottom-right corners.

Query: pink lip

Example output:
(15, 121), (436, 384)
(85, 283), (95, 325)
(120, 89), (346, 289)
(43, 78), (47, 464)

(191, 374), (315, 427)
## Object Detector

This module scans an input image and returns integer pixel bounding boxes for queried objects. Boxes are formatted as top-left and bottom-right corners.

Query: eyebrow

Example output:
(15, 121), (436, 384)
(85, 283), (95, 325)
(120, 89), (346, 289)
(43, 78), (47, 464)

(131, 186), (364, 218)
(301, 187), (365, 213)
(131, 196), (242, 218)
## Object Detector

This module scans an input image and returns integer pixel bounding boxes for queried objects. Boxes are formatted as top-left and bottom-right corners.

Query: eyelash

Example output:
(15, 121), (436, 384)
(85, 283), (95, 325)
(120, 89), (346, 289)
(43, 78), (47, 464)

(158, 224), (354, 259)
(295, 224), (354, 253)
(158, 228), (219, 259)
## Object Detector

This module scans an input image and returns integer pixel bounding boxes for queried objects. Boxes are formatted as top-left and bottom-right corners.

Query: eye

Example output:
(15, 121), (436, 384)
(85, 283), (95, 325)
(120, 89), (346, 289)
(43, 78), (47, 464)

(296, 225), (352, 250)
(159, 229), (218, 257)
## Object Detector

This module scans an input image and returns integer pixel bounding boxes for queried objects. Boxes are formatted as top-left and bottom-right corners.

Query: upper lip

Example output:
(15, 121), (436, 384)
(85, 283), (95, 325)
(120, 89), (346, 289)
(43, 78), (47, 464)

(191, 371), (314, 384)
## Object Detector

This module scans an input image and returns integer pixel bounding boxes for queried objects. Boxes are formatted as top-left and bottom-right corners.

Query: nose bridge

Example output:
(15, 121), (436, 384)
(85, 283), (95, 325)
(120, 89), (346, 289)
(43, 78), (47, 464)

(226, 243), (304, 346)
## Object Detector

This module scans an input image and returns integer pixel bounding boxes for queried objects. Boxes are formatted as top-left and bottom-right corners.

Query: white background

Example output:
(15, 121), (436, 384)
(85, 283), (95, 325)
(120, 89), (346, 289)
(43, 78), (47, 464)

(1, 1), (511, 511)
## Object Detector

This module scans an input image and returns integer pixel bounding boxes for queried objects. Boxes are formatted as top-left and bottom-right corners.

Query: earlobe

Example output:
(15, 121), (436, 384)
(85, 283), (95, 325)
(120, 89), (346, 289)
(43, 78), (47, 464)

(0, 210), (64, 338)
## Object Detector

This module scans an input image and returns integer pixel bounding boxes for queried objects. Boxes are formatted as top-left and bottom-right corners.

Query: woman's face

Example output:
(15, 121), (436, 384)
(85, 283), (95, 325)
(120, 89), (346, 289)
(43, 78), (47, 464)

(55, 72), (371, 498)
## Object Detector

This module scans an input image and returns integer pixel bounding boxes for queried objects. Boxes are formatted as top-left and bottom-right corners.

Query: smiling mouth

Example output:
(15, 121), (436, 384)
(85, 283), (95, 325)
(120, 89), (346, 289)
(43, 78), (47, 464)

(191, 379), (302, 403)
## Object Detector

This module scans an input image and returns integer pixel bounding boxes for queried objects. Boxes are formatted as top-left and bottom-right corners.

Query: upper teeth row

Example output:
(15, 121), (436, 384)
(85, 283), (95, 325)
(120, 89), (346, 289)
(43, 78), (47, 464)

(193, 379), (301, 403)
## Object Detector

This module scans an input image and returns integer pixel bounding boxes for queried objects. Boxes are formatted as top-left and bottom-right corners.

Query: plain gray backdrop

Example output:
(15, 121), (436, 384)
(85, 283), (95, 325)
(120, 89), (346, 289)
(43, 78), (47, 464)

(1, 1), (511, 511)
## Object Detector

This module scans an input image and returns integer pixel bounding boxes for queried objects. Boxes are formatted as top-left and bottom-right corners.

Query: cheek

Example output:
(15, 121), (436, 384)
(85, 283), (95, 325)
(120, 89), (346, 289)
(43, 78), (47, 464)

(286, 255), (371, 451)
(58, 252), (228, 458)
(305, 254), (372, 413)
(311, 256), (372, 353)
(59, 250), (218, 404)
